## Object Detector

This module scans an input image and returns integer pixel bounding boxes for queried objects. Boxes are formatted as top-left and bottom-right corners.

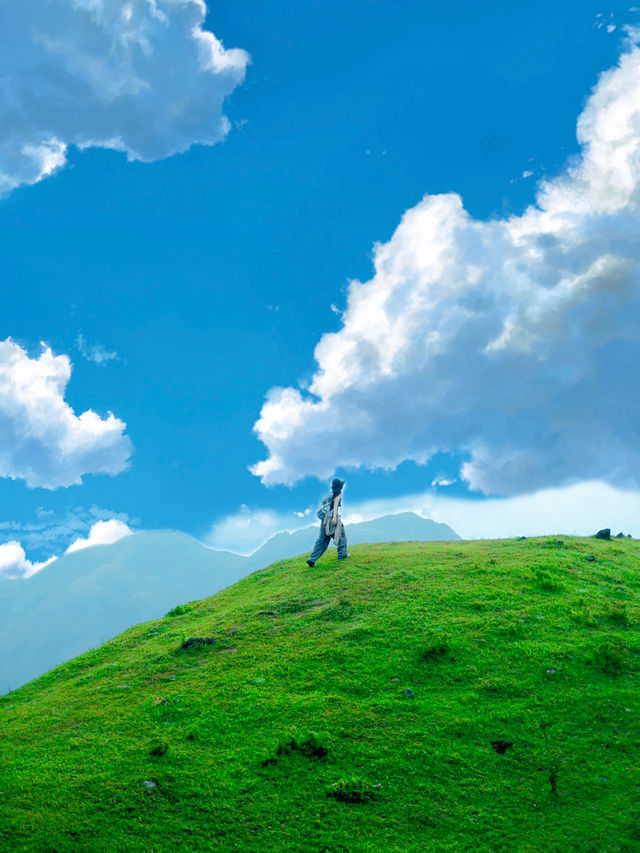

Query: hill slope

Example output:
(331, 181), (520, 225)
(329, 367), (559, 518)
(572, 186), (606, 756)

(0, 513), (458, 694)
(1, 537), (638, 852)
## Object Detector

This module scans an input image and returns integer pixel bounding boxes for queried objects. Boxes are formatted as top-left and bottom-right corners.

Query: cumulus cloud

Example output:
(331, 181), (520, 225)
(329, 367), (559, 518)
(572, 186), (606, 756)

(0, 541), (55, 579)
(0, 0), (249, 194)
(0, 339), (132, 488)
(253, 36), (640, 495)
(65, 518), (133, 552)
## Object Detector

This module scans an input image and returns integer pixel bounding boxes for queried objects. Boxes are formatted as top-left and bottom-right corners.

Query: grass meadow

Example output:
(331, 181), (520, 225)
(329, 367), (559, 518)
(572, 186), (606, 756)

(1, 536), (638, 851)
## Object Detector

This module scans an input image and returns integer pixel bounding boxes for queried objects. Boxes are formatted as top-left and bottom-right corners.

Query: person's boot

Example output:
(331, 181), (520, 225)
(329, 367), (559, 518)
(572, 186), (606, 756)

(306, 558), (315, 567)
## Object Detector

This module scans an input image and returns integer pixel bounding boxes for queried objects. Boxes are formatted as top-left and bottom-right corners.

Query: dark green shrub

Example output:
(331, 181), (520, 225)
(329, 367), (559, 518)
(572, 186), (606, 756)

(166, 603), (193, 617)
(605, 604), (630, 627)
(326, 777), (379, 803)
(593, 639), (630, 674)
(419, 642), (449, 661)
(261, 734), (328, 766)
(533, 567), (563, 592)
(150, 741), (169, 757)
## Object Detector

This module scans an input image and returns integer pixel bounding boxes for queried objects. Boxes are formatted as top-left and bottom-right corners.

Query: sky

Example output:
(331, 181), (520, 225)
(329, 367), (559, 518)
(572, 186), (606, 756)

(2, 0), (640, 573)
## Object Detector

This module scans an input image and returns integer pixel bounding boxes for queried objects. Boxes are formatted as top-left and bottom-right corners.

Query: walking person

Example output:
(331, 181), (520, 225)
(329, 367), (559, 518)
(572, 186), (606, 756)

(307, 478), (350, 566)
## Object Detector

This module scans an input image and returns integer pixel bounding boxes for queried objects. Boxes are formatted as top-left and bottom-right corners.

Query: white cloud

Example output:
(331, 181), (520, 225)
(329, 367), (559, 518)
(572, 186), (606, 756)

(252, 38), (640, 496)
(76, 334), (118, 365)
(0, 339), (131, 488)
(0, 541), (55, 579)
(66, 518), (133, 552)
(0, 505), (131, 553)
(431, 475), (456, 487)
(0, 0), (249, 194)
(0, 517), (133, 578)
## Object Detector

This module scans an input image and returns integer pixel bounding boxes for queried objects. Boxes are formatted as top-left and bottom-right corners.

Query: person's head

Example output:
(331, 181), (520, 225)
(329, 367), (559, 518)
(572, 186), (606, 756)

(331, 478), (345, 496)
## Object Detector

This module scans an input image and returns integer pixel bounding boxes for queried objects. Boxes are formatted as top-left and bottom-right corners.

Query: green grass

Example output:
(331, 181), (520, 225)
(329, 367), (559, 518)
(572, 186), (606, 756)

(1, 537), (639, 852)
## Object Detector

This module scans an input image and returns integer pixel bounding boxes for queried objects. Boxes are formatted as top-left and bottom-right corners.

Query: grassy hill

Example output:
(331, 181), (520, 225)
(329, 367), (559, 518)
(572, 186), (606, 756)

(1, 537), (638, 852)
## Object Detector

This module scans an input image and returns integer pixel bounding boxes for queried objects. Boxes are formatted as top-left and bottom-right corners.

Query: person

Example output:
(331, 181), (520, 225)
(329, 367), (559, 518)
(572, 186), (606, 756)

(307, 478), (350, 566)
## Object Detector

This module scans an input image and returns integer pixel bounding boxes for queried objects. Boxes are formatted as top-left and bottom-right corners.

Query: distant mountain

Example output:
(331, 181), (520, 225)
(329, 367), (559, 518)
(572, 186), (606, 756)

(245, 512), (459, 569)
(0, 513), (459, 694)
(0, 532), (245, 695)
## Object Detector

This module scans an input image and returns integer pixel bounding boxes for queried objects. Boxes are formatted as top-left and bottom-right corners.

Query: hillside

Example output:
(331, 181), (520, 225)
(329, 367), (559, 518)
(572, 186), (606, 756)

(1, 537), (638, 852)
(0, 531), (246, 695)
(0, 512), (458, 695)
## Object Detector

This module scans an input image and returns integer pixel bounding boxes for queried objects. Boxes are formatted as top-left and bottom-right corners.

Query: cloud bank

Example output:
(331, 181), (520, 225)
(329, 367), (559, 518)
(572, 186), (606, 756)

(0, 339), (132, 488)
(0, 0), (249, 194)
(253, 35), (640, 495)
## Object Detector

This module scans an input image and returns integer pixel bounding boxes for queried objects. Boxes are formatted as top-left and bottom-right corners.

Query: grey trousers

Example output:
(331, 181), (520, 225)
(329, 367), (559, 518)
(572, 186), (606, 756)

(309, 522), (348, 562)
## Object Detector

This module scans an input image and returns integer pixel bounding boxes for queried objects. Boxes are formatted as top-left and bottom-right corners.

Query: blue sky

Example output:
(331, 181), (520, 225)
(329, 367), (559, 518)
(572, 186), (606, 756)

(2, 0), (640, 568)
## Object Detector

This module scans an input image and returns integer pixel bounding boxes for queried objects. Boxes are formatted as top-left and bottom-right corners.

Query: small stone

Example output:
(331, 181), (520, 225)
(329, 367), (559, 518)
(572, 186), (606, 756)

(153, 697), (168, 705)
(546, 668), (557, 675)
(595, 528), (611, 540)
(143, 780), (156, 789)
(405, 688), (414, 698)
(587, 556), (596, 562)
(391, 677), (400, 682)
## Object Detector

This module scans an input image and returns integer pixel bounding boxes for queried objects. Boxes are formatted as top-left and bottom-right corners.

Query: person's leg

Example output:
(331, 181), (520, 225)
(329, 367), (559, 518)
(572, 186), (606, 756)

(309, 526), (331, 563)
(336, 526), (349, 559)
